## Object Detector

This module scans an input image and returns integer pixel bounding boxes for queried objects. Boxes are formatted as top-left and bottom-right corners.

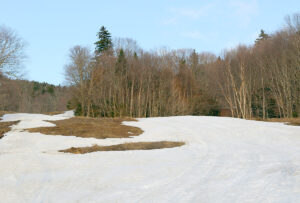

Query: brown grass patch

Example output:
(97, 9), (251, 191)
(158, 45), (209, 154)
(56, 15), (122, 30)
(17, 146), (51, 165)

(27, 117), (143, 139)
(0, 121), (19, 139)
(252, 117), (300, 126)
(43, 111), (65, 115)
(0, 111), (14, 118)
(268, 118), (300, 126)
(0, 111), (18, 139)
(60, 141), (185, 154)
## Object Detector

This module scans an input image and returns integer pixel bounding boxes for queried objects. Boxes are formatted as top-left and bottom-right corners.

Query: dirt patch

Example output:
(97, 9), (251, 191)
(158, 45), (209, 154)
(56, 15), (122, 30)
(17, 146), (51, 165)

(0, 111), (14, 118)
(253, 117), (300, 126)
(27, 117), (143, 139)
(27, 117), (184, 153)
(0, 111), (18, 139)
(43, 111), (65, 116)
(269, 118), (300, 126)
(60, 141), (185, 154)
(0, 121), (19, 139)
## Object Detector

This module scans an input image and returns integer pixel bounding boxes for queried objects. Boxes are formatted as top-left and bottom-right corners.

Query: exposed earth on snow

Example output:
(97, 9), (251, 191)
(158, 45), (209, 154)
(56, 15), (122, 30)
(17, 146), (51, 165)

(0, 111), (299, 202)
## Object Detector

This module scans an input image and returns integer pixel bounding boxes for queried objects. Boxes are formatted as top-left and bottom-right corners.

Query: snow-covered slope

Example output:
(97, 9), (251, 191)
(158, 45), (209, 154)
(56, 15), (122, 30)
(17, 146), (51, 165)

(0, 112), (299, 202)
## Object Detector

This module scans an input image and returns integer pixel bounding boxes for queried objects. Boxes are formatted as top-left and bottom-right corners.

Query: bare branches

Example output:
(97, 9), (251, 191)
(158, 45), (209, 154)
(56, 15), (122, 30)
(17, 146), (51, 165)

(64, 13), (300, 119)
(64, 46), (92, 116)
(0, 26), (26, 78)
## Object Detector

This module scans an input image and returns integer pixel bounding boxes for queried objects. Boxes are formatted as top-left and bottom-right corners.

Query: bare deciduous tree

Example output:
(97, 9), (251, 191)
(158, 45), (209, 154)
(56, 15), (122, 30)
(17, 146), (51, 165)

(64, 45), (92, 116)
(0, 26), (26, 78)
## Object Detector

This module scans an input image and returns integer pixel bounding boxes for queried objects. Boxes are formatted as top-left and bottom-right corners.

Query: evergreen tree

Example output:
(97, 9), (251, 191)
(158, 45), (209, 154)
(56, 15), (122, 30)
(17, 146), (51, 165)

(133, 51), (138, 60)
(95, 26), (112, 54)
(190, 49), (199, 74)
(115, 49), (127, 75)
(255, 29), (270, 44)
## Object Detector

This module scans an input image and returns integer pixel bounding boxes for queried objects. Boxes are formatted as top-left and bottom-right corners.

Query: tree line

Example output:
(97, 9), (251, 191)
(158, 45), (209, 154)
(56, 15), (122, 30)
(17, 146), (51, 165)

(0, 76), (71, 113)
(1, 14), (299, 118)
(65, 13), (300, 119)
(0, 26), (71, 113)
(212, 14), (300, 119)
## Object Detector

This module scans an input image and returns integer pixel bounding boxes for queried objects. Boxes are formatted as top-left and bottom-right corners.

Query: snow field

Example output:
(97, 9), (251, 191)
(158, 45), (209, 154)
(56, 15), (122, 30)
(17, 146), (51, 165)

(0, 112), (299, 202)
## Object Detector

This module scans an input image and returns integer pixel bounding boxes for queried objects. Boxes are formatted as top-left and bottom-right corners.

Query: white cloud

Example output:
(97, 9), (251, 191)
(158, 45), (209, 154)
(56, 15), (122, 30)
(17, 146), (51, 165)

(230, 0), (259, 27)
(160, 3), (216, 26)
(169, 3), (216, 20)
(171, 8), (202, 19)
(162, 17), (179, 25)
(181, 31), (205, 40)
(230, 0), (259, 16)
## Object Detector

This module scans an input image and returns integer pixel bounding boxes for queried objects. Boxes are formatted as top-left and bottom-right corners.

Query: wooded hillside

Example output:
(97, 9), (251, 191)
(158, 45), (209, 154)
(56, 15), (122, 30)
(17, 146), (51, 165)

(0, 76), (71, 113)
(65, 14), (300, 119)
(1, 14), (300, 118)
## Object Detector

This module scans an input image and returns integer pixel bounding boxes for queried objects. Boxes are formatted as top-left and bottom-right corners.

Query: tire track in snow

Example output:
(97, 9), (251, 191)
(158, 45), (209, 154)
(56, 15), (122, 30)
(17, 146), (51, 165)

(1, 114), (300, 202)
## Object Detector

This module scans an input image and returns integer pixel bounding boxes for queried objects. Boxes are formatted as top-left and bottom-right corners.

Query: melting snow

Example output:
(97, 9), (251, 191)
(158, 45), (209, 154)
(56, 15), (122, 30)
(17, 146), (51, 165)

(0, 112), (300, 202)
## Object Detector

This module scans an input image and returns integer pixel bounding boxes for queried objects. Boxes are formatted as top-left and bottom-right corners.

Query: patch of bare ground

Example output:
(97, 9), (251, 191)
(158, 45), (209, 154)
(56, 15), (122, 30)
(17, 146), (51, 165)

(0, 112), (19, 139)
(269, 118), (300, 126)
(0, 111), (19, 139)
(0, 121), (19, 139)
(27, 117), (185, 152)
(27, 117), (143, 139)
(43, 111), (65, 115)
(60, 141), (185, 154)
(0, 111), (14, 118)
(253, 117), (300, 126)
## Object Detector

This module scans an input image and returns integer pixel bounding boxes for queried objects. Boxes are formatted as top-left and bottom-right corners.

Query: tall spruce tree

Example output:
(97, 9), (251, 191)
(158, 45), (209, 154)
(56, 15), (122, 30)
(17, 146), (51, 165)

(255, 29), (270, 45)
(115, 49), (127, 75)
(95, 26), (112, 54)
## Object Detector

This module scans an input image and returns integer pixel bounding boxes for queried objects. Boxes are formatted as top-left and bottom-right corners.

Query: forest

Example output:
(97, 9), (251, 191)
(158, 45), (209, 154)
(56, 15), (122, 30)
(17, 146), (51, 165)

(0, 25), (71, 113)
(1, 13), (300, 119)
(0, 76), (70, 113)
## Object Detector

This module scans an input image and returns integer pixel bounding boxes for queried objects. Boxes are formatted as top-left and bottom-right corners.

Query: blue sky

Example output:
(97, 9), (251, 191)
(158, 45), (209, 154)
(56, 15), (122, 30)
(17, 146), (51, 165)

(1, 0), (299, 85)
